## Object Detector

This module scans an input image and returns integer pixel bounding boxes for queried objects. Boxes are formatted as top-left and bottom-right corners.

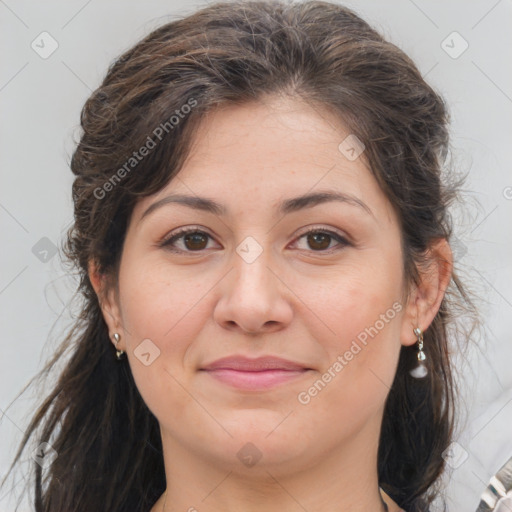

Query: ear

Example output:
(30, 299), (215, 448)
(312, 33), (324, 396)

(88, 259), (126, 352)
(399, 238), (453, 346)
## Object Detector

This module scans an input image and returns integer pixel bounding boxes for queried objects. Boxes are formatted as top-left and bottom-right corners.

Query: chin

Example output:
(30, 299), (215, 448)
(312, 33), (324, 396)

(200, 419), (312, 469)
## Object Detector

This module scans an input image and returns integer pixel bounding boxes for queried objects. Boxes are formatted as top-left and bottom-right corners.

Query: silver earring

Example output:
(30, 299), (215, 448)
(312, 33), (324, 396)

(113, 333), (125, 360)
(409, 327), (427, 378)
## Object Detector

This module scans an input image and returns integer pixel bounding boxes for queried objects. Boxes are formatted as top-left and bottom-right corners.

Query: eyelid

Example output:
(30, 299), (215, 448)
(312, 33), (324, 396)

(293, 224), (349, 241)
(159, 225), (218, 250)
(289, 225), (351, 252)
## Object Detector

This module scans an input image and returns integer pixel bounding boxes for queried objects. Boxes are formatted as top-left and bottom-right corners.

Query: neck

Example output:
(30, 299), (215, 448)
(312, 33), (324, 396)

(157, 417), (388, 512)
(159, 489), (388, 512)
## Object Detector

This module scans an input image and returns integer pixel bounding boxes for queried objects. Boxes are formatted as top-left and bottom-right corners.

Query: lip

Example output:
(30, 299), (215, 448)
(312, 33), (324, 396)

(201, 355), (310, 372)
(199, 356), (312, 390)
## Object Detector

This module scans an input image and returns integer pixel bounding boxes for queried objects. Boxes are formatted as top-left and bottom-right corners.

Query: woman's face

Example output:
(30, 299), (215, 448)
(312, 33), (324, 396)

(100, 96), (422, 475)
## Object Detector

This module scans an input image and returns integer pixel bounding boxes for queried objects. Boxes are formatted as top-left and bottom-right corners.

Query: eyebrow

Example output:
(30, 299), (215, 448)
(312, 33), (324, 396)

(139, 190), (374, 222)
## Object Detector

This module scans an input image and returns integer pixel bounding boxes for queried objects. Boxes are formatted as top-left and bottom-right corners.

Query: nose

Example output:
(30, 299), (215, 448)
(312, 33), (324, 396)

(213, 245), (293, 335)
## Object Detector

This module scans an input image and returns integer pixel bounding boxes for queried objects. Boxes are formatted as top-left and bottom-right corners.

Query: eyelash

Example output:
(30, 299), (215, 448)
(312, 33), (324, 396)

(159, 225), (351, 255)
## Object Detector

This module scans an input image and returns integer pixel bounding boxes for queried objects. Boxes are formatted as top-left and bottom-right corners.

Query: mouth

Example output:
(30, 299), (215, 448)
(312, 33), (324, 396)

(199, 355), (313, 390)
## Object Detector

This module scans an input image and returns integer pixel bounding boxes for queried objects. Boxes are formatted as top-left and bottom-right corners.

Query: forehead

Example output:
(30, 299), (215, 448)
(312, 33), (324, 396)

(133, 97), (395, 225)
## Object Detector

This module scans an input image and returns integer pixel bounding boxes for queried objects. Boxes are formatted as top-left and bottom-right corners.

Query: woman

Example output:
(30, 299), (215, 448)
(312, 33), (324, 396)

(2, 1), (477, 511)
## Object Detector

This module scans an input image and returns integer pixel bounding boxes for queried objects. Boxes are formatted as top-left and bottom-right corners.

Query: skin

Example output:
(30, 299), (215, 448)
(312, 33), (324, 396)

(90, 95), (452, 512)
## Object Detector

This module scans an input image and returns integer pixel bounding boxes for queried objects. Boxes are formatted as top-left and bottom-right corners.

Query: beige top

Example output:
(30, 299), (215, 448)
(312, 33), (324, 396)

(381, 488), (407, 512)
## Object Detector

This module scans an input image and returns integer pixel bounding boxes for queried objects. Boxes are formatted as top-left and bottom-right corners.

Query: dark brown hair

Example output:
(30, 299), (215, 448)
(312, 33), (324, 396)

(2, 1), (478, 511)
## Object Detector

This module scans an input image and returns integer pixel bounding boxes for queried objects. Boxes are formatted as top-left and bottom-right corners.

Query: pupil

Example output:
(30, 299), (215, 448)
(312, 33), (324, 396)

(185, 232), (207, 250)
(308, 233), (330, 250)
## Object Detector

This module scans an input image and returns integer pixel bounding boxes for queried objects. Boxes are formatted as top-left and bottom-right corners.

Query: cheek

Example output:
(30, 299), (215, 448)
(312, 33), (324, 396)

(116, 258), (213, 414)
(302, 260), (402, 346)
(294, 278), (402, 434)
(295, 253), (403, 402)
(118, 257), (209, 342)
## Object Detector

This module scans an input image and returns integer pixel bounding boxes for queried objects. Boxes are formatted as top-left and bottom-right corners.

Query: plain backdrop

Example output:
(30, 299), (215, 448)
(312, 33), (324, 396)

(1, 1), (511, 511)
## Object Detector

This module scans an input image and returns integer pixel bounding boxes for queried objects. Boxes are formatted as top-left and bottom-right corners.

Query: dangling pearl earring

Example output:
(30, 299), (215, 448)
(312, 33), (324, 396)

(113, 333), (125, 360)
(409, 327), (427, 378)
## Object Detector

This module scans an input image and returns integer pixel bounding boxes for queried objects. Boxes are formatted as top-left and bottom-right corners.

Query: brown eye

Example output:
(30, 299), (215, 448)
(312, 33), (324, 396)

(306, 232), (332, 250)
(161, 227), (350, 255)
(294, 228), (350, 253)
(161, 228), (216, 253)
(182, 232), (208, 250)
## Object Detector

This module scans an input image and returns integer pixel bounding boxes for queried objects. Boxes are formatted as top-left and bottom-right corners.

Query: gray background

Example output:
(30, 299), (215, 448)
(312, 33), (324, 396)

(1, 1), (511, 510)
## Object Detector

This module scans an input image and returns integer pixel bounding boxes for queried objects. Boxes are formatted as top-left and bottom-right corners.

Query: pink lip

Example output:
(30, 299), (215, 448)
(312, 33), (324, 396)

(201, 355), (310, 372)
(200, 356), (312, 390)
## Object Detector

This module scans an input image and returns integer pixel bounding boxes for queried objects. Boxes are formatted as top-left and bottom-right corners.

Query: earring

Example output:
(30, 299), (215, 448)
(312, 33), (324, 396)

(113, 333), (125, 360)
(409, 327), (427, 378)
